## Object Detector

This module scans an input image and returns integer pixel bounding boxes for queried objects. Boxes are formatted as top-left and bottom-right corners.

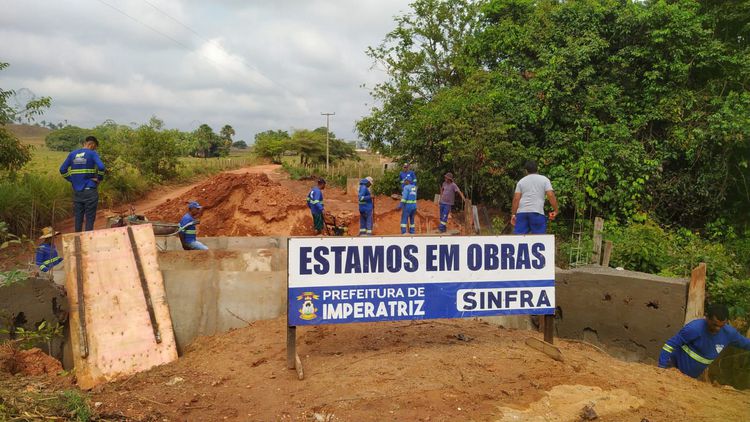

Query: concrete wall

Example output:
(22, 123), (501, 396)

(556, 266), (689, 363)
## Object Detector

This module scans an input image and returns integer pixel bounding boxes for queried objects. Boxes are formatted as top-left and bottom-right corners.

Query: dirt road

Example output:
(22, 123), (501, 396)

(93, 317), (750, 421)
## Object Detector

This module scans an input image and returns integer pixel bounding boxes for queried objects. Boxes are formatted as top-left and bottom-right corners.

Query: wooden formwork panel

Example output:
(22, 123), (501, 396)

(62, 225), (177, 389)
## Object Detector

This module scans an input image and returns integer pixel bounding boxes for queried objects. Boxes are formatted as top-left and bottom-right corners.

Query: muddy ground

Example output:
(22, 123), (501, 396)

(91, 317), (749, 421)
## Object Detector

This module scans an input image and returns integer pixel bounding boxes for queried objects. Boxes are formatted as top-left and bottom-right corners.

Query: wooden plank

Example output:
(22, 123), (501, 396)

(591, 217), (604, 264)
(63, 225), (178, 389)
(684, 262), (707, 325)
(471, 205), (480, 234)
(295, 353), (304, 380)
(464, 199), (473, 234)
(601, 240), (613, 268)
(525, 337), (564, 362)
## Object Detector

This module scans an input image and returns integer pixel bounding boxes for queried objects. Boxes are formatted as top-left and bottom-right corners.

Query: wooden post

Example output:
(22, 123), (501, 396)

(591, 217), (604, 265)
(464, 199), (473, 234)
(543, 314), (554, 344)
(286, 326), (296, 369)
(684, 263), (707, 325)
(601, 240), (613, 268)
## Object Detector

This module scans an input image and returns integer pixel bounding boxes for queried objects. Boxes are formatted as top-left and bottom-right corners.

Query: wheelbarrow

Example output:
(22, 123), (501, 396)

(106, 208), (181, 250)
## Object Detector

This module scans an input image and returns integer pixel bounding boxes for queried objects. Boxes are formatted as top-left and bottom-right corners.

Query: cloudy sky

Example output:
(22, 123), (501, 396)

(1, 0), (411, 142)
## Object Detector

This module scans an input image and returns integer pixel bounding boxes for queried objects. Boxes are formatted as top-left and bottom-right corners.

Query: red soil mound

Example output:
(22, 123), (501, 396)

(146, 173), (314, 236)
(0, 346), (62, 376)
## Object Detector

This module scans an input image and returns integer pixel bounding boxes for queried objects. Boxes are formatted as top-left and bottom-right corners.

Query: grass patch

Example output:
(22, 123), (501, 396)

(280, 153), (385, 187)
(0, 376), (98, 422)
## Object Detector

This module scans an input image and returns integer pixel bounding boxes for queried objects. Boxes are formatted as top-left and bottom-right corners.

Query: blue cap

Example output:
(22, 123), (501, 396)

(188, 201), (202, 209)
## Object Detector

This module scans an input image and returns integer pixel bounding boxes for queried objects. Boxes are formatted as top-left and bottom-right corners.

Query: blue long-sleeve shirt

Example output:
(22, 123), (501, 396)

(35, 243), (62, 272)
(658, 318), (750, 378)
(358, 180), (373, 212)
(399, 184), (417, 211)
(179, 213), (199, 243)
(59, 148), (105, 191)
(307, 186), (324, 214)
(400, 170), (417, 189)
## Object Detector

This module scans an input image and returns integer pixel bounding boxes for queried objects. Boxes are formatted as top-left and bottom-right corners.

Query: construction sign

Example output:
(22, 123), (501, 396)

(287, 235), (555, 326)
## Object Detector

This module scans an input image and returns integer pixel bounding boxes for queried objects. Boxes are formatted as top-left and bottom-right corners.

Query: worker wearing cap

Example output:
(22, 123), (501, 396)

(400, 163), (417, 190)
(307, 178), (326, 235)
(179, 201), (208, 250)
(398, 177), (417, 234)
(659, 303), (750, 378)
(59, 136), (105, 232)
(438, 172), (465, 233)
(35, 227), (63, 275)
(358, 177), (374, 236)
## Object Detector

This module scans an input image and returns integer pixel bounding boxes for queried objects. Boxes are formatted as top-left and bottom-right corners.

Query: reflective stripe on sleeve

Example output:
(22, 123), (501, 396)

(681, 345), (713, 365)
(662, 344), (674, 353)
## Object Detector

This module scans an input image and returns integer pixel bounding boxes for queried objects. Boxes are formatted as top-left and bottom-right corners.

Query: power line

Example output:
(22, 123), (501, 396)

(139, 0), (291, 94)
(95, 0), (193, 51)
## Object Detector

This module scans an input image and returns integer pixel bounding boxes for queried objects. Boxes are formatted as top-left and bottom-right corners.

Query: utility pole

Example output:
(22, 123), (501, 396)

(321, 112), (335, 172)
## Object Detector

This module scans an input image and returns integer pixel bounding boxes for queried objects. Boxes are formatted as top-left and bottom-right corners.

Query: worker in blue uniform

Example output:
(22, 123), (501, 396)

(399, 163), (417, 190)
(59, 136), (105, 232)
(658, 303), (750, 378)
(179, 201), (208, 250)
(35, 227), (62, 276)
(358, 177), (374, 236)
(307, 178), (326, 235)
(398, 177), (417, 234)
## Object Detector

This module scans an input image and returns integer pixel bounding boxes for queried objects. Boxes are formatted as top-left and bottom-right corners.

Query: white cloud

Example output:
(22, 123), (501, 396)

(1, 0), (412, 141)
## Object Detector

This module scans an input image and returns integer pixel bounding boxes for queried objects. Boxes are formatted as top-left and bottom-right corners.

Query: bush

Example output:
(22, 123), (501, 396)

(606, 221), (672, 274)
(708, 278), (750, 322)
(44, 126), (88, 152)
(0, 173), (71, 236)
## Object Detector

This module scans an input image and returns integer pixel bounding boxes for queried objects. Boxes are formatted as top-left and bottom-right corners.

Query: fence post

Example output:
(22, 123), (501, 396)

(601, 240), (613, 267)
(591, 217), (604, 265)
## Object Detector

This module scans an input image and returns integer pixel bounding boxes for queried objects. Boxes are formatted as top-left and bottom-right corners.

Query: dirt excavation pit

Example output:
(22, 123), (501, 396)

(92, 317), (750, 422)
(146, 172), (463, 237)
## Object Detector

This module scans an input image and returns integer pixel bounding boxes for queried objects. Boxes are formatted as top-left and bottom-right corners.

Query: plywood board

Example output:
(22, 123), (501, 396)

(684, 262), (706, 325)
(62, 225), (177, 389)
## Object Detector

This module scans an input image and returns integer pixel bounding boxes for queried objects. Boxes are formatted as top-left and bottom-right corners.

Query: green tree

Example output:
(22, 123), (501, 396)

(44, 126), (89, 151)
(358, 0), (750, 228)
(232, 140), (248, 149)
(253, 130), (290, 163)
(131, 125), (179, 181)
(0, 62), (49, 178)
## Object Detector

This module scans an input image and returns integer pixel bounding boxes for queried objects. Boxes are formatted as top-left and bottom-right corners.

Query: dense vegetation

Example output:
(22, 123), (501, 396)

(358, 0), (749, 317)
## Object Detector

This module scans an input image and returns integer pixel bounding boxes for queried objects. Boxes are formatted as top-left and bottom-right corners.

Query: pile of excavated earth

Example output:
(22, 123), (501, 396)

(145, 171), (461, 237)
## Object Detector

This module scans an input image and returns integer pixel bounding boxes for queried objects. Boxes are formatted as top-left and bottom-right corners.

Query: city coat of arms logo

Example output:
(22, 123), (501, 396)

(297, 292), (319, 320)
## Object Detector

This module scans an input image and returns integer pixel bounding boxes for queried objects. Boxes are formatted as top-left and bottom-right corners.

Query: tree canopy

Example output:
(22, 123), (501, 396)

(357, 0), (750, 229)
(253, 127), (357, 165)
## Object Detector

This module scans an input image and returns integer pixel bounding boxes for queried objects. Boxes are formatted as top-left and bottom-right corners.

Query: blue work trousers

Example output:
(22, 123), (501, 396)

(513, 212), (547, 234)
(359, 210), (373, 235)
(401, 207), (416, 234)
(438, 203), (451, 232)
(73, 188), (98, 232)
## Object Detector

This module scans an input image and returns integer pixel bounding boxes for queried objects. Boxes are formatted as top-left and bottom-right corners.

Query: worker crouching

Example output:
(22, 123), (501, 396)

(35, 227), (63, 277)
(398, 177), (417, 234)
(179, 201), (208, 250)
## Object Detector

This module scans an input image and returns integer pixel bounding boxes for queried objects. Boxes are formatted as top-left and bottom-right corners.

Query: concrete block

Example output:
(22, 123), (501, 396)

(158, 249), (288, 272)
(162, 270), (287, 353)
(156, 236), (288, 251)
(555, 266), (688, 363)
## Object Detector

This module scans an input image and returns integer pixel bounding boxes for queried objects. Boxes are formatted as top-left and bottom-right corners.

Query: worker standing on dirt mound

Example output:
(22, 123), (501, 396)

(307, 178), (326, 235)
(178, 201), (208, 250)
(400, 163), (417, 190)
(398, 177), (417, 234)
(659, 303), (750, 379)
(34, 227), (62, 276)
(511, 160), (558, 234)
(438, 172), (465, 233)
(59, 136), (105, 232)
(358, 177), (374, 236)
